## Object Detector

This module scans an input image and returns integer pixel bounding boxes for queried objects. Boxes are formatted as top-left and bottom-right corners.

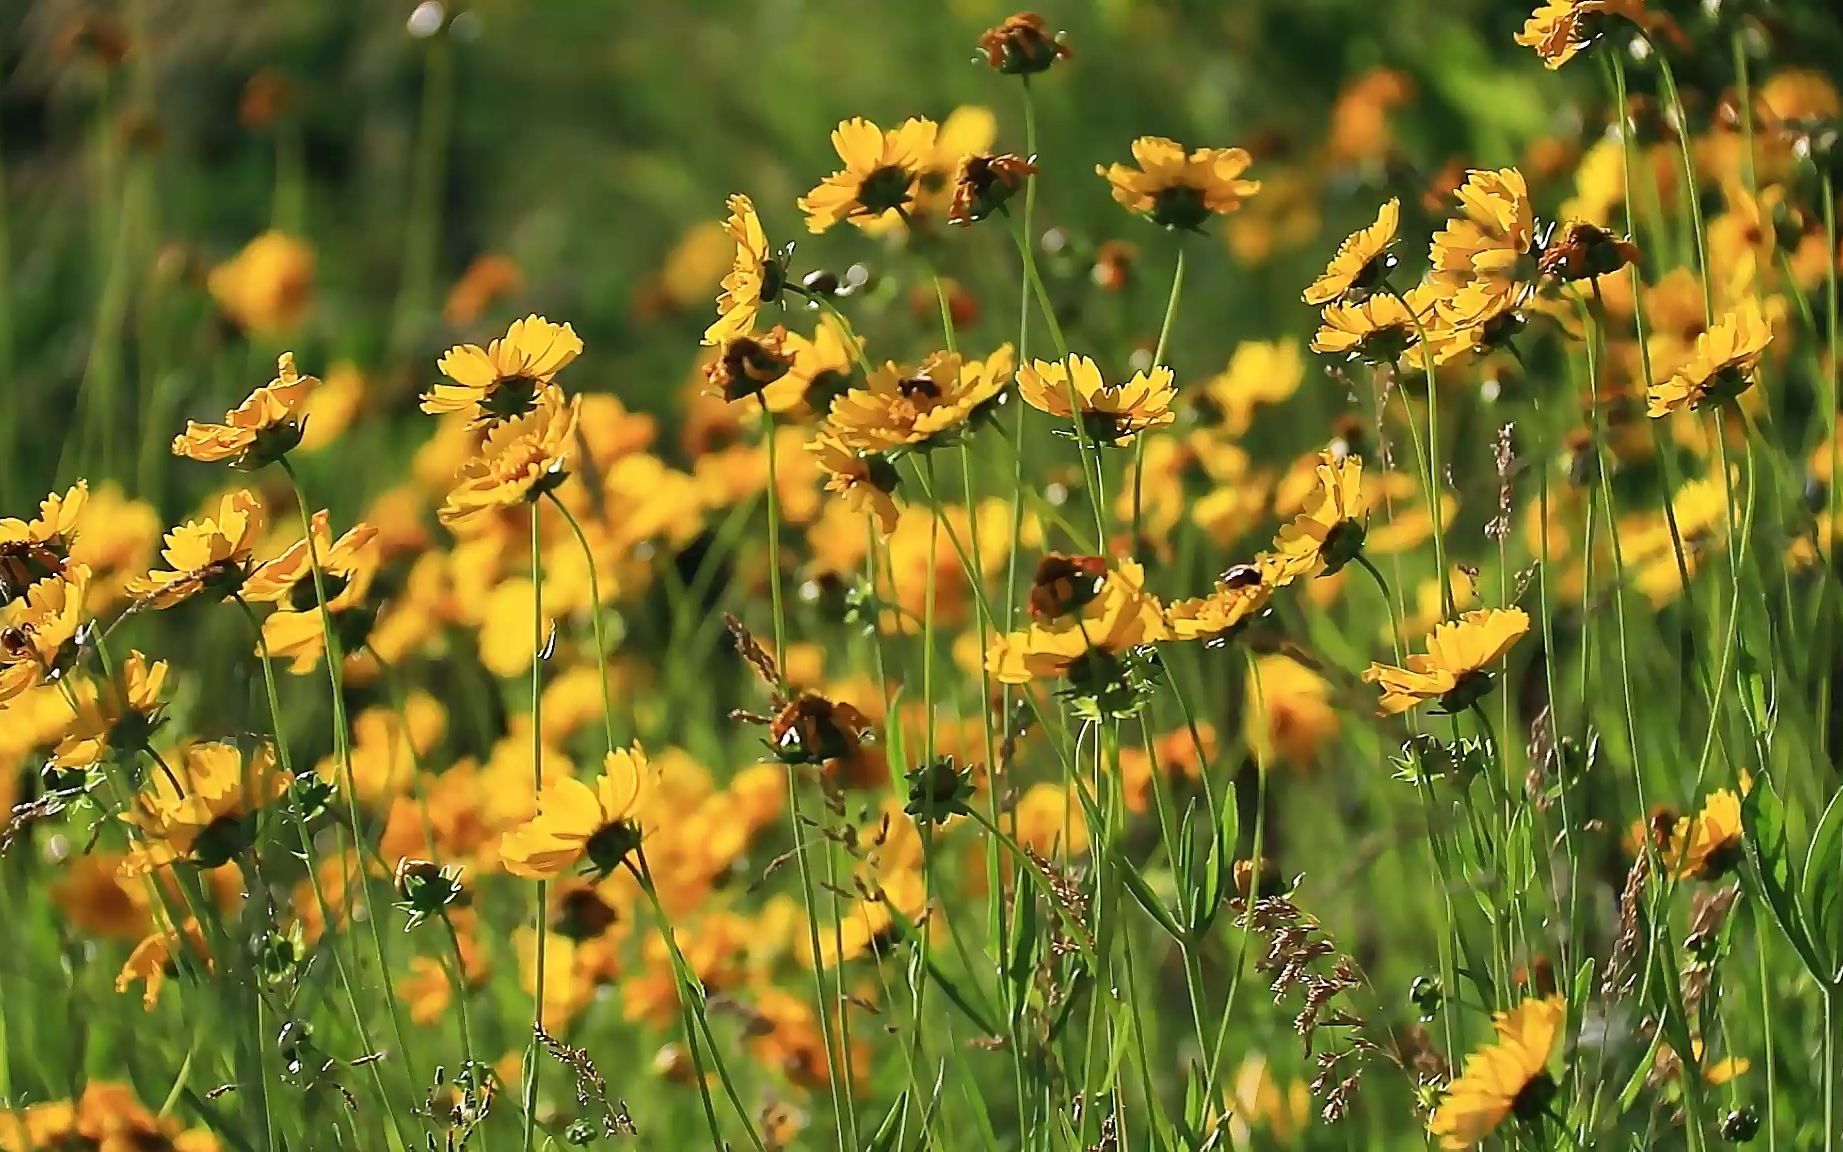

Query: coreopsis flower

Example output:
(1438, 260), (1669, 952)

(1658, 789), (1744, 880)
(769, 317), (858, 416)
(438, 389), (581, 529)
(117, 920), (213, 1011)
(1244, 654), (1339, 769)
(988, 555), (1166, 684)
(948, 153), (1037, 226)
(825, 345), (1014, 454)
(1302, 198), (1400, 305)
(1428, 996), (1565, 1148)
(126, 489), (265, 610)
(51, 650), (168, 768)
(1311, 284), (1433, 363)
(0, 482), (86, 603)
(1165, 563), (1274, 646)
(424, 314), (583, 425)
(1268, 451), (1367, 579)
(1645, 300), (1773, 418)
(1097, 137), (1261, 230)
(245, 514), (381, 673)
(500, 745), (656, 879)
(0, 565), (89, 704)
(1018, 354), (1176, 446)
(798, 117), (940, 234)
(1537, 220), (1640, 283)
(706, 327), (794, 403)
(977, 11), (1071, 74)
(1428, 169), (1537, 323)
(768, 694), (878, 787)
(207, 230), (313, 333)
(1362, 607), (1530, 715)
(807, 433), (901, 535)
(1516, 0), (1645, 70)
(703, 194), (787, 346)
(171, 353), (316, 468)
(120, 741), (291, 873)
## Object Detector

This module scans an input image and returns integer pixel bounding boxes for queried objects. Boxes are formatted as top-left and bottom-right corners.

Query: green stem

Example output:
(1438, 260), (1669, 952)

(523, 501), (547, 1152)
(1133, 242), (1186, 552)
(543, 491), (619, 753)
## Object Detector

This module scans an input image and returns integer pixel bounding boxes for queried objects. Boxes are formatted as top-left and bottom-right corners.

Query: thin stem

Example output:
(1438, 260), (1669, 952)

(543, 490), (618, 753)
(523, 502), (547, 1152)
(1133, 242), (1186, 552)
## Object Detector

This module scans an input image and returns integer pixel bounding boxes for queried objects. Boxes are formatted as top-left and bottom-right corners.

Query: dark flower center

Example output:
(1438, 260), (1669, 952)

(1029, 555), (1107, 620)
(1318, 518), (1367, 575)
(583, 820), (643, 878)
(555, 887), (620, 940)
(896, 375), (942, 401)
(482, 375), (542, 421)
(856, 165), (914, 217)
(1151, 184), (1211, 232)
(1510, 1070), (1558, 1123)
(193, 811), (256, 869)
(289, 570), (350, 612)
(1437, 669), (1496, 714)
(1354, 323), (1415, 366)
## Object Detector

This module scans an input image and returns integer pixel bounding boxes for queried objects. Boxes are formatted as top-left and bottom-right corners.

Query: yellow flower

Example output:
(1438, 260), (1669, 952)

(1018, 354), (1176, 446)
(1269, 450), (1367, 579)
(424, 314), (582, 424)
(438, 389), (581, 530)
(207, 230), (313, 333)
(1645, 300), (1773, 418)
(862, 105), (997, 234)
(171, 353), (317, 468)
(807, 432), (901, 536)
(1428, 995), (1566, 1148)
(126, 490), (265, 610)
(1011, 782), (1090, 856)
(1193, 340), (1304, 435)
(703, 194), (786, 346)
(120, 741), (291, 873)
(0, 565), (89, 704)
(1311, 284), (1434, 363)
(1428, 168), (1536, 321)
(1303, 198), (1400, 305)
(706, 327), (795, 403)
(297, 360), (366, 453)
(242, 511), (378, 611)
(1515, 0), (1645, 69)
(0, 482), (86, 603)
(1245, 654), (1340, 770)
(767, 316), (859, 416)
(117, 920), (213, 1011)
(1363, 607), (1530, 715)
(1096, 136), (1261, 230)
(1658, 789), (1744, 880)
(500, 745), (656, 879)
(798, 117), (940, 234)
(825, 345), (1014, 454)
(51, 650), (168, 768)
(1165, 562), (1276, 645)
(988, 556), (1165, 684)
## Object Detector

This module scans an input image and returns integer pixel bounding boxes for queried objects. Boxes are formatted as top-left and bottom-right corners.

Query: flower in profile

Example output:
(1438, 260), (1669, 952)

(208, 230), (313, 333)
(949, 153), (1037, 226)
(768, 693), (878, 786)
(825, 345), (1014, 454)
(51, 650), (168, 769)
(117, 919), (212, 1010)
(1269, 451), (1368, 579)
(438, 389), (581, 530)
(1303, 198), (1400, 305)
(126, 489), (265, 610)
(1516, 0), (1645, 70)
(1097, 137), (1261, 230)
(706, 327), (795, 403)
(1659, 789), (1744, 880)
(424, 314), (582, 425)
(1165, 562), (1275, 646)
(798, 117), (940, 234)
(1537, 220), (1639, 283)
(1311, 284), (1433, 364)
(172, 353), (317, 469)
(1429, 168), (1537, 322)
(703, 194), (787, 346)
(1018, 354), (1176, 446)
(0, 565), (89, 704)
(1645, 300), (1773, 418)
(988, 555), (1166, 693)
(120, 741), (291, 873)
(807, 433), (901, 535)
(0, 482), (86, 604)
(243, 513), (381, 672)
(1428, 995), (1565, 1148)
(977, 12), (1071, 74)
(1362, 607), (1530, 715)
(500, 745), (656, 879)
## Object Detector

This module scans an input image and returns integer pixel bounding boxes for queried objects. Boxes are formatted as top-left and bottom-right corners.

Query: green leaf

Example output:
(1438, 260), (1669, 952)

(1117, 848), (1186, 942)
(1005, 879), (1038, 1026)
(1800, 786), (1843, 982)
(1742, 773), (1820, 974)
(863, 1091), (908, 1152)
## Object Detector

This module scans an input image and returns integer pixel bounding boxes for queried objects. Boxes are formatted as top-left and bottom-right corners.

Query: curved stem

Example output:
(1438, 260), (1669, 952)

(543, 490), (618, 753)
(523, 502), (547, 1152)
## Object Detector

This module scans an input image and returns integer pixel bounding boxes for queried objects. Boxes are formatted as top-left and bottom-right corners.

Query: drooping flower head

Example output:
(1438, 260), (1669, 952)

(500, 745), (656, 879)
(706, 326), (795, 403)
(949, 153), (1037, 226)
(1362, 607), (1530, 715)
(121, 741), (291, 873)
(0, 482), (87, 604)
(1303, 198), (1400, 305)
(1516, 0), (1645, 69)
(1018, 354), (1176, 447)
(425, 315), (582, 425)
(172, 353), (317, 469)
(126, 490), (265, 610)
(825, 345), (1014, 455)
(1645, 300), (1773, 418)
(1537, 220), (1640, 283)
(798, 117), (940, 234)
(703, 194), (787, 346)
(807, 432), (901, 536)
(1097, 137), (1261, 231)
(977, 12), (1071, 75)
(438, 389), (582, 530)
(244, 513), (382, 673)
(1269, 451), (1368, 579)
(1428, 996), (1566, 1148)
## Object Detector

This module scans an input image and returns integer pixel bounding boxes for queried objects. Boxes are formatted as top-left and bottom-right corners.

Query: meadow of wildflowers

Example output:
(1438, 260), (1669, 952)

(3, 0), (1843, 1148)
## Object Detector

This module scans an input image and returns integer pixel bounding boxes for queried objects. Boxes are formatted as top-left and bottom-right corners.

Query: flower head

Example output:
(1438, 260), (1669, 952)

(1516, 0), (1645, 69)
(1658, 789), (1744, 880)
(798, 117), (940, 234)
(825, 345), (1014, 454)
(0, 482), (87, 604)
(121, 741), (291, 873)
(949, 153), (1037, 226)
(1165, 562), (1275, 646)
(1097, 137), (1261, 230)
(51, 650), (168, 768)
(172, 353), (317, 469)
(1537, 220), (1640, 283)
(807, 432), (901, 535)
(500, 745), (656, 879)
(208, 230), (313, 333)
(126, 490), (265, 610)
(1646, 300), (1773, 418)
(1311, 284), (1433, 364)
(1429, 168), (1537, 322)
(988, 556), (1166, 686)
(706, 327), (795, 403)
(424, 315), (582, 425)
(1428, 996), (1566, 1148)
(977, 12), (1071, 75)
(438, 389), (581, 530)
(1362, 607), (1530, 715)
(703, 194), (787, 346)
(0, 565), (89, 704)
(1269, 451), (1368, 579)
(1303, 198), (1400, 305)
(1018, 355), (1176, 446)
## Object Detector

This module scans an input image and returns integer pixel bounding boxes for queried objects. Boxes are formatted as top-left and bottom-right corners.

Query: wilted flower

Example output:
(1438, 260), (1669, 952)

(977, 12), (1071, 75)
(948, 153), (1037, 226)
(706, 327), (795, 403)
(1537, 220), (1639, 283)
